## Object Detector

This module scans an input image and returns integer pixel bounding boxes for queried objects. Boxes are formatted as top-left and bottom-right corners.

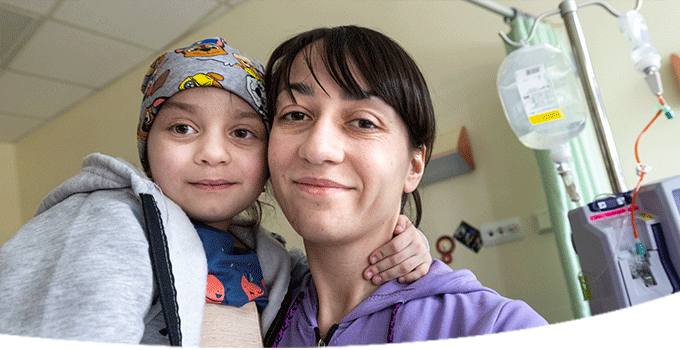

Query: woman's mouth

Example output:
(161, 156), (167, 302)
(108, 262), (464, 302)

(293, 177), (351, 195)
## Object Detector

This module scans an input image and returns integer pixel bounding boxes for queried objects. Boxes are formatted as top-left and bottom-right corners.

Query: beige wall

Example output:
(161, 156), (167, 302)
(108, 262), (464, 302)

(0, 143), (21, 244)
(4, 0), (680, 325)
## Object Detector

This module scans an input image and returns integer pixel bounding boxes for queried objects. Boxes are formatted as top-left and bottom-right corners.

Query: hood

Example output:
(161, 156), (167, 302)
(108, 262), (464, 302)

(344, 260), (495, 322)
(32, 152), (207, 346)
(36, 153), (154, 216)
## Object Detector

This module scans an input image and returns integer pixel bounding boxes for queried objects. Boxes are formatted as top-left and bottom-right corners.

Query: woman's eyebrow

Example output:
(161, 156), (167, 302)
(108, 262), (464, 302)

(289, 82), (314, 96)
(289, 82), (376, 101)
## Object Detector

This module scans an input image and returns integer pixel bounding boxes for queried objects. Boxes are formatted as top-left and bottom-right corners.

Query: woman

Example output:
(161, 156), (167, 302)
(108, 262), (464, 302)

(0, 36), (433, 346)
(264, 26), (548, 346)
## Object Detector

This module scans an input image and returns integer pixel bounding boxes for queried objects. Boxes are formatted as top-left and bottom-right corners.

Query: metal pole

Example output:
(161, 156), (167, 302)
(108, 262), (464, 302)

(462, 0), (516, 19)
(559, 0), (628, 194)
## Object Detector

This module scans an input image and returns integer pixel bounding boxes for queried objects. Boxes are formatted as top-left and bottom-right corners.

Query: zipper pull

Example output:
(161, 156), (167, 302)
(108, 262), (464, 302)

(314, 327), (325, 347)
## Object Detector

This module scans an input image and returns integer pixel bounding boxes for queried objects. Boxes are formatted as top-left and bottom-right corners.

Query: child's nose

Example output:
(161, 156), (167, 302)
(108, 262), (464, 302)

(196, 134), (231, 166)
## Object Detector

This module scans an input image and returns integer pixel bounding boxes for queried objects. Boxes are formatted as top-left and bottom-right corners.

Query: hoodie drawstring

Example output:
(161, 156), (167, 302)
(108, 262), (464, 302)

(271, 292), (405, 346)
(270, 291), (306, 348)
(387, 302), (403, 343)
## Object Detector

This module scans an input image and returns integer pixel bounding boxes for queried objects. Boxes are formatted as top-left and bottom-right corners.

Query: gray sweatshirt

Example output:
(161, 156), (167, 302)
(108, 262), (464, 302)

(0, 153), (298, 345)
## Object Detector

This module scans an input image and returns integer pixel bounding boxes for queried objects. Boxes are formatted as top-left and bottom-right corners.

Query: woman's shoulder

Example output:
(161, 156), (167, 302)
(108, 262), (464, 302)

(393, 276), (548, 339)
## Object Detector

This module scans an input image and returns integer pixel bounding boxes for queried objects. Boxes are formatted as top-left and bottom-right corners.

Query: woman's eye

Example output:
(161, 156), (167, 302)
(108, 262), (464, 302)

(351, 119), (377, 129)
(171, 124), (196, 134)
(234, 129), (254, 139)
(282, 111), (309, 122)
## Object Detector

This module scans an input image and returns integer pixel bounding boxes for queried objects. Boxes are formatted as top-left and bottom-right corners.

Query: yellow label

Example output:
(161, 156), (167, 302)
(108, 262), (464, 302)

(528, 109), (565, 125)
(639, 213), (653, 220)
(578, 273), (592, 301)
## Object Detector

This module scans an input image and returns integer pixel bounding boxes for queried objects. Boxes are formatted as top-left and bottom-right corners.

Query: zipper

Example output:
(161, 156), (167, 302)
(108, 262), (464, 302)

(314, 324), (339, 347)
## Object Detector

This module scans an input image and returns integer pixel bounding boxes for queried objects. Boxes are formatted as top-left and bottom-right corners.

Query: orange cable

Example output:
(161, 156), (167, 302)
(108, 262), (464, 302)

(630, 96), (665, 240)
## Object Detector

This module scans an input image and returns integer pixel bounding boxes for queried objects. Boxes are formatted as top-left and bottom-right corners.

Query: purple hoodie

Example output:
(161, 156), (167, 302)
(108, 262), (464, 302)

(268, 260), (548, 346)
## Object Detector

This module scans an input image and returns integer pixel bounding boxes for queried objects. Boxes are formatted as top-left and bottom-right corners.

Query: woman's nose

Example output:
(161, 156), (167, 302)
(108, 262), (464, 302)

(196, 133), (231, 166)
(298, 118), (344, 165)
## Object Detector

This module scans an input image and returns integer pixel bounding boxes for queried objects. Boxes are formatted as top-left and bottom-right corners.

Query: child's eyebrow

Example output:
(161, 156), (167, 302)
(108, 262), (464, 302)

(235, 110), (262, 121)
(161, 100), (197, 114)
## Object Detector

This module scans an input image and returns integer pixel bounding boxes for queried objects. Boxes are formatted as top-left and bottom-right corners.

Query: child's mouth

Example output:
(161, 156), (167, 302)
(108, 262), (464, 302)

(190, 180), (234, 191)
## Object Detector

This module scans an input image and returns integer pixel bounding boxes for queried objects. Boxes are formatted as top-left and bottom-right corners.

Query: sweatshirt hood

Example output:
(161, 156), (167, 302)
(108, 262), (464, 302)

(269, 257), (548, 347)
(343, 260), (495, 322)
(36, 153), (155, 216)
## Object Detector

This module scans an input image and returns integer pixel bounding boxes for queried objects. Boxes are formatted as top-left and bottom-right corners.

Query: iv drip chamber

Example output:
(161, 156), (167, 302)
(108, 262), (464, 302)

(617, 10), (663, 95)
(617, 10), (661, 75)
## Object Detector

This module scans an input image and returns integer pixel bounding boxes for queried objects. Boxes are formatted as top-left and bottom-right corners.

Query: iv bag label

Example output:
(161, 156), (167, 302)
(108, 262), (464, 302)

(515, 64), (560, 120)
(528, 109), (565, 125)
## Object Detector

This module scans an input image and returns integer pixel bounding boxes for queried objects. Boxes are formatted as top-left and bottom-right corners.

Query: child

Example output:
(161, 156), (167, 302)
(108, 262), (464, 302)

(0, 37), (432, 346)
(263, 26), (548, 347)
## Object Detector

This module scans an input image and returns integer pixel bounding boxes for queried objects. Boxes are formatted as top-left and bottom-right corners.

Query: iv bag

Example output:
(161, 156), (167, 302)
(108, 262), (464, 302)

(497, 43), (587, 155)
(497, 43), (587, 202)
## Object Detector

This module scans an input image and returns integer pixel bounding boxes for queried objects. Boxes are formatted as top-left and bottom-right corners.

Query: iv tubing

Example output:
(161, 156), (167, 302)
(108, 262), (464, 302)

(630, 95), (666, 240)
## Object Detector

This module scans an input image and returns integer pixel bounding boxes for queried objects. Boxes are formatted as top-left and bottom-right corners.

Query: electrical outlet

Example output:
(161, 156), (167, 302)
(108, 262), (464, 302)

(480, 217), (523, 247)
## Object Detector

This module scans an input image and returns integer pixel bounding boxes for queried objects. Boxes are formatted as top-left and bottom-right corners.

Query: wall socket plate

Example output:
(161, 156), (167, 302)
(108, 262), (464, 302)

(480, 217), (523, 246)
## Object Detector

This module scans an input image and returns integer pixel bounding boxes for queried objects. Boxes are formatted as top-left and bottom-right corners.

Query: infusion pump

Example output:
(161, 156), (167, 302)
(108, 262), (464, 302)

(569, 175), (680, 315)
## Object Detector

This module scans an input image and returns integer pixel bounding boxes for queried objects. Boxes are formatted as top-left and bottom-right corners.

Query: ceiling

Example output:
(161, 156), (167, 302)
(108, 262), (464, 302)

(0, 0), (246, 143)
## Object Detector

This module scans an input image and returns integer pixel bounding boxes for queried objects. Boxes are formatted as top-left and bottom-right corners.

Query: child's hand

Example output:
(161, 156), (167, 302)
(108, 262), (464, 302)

(363, 215), (432, 285)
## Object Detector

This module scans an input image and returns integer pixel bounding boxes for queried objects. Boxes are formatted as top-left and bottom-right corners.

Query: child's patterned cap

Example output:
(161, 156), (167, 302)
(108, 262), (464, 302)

(137, 37), (267, 173)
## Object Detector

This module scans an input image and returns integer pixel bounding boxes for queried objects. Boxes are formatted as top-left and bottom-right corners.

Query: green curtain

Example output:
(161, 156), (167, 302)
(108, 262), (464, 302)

(503, 15), (611, 319)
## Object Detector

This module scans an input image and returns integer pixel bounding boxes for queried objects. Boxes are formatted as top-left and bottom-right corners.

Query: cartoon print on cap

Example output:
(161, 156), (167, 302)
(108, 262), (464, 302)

(234, 53), (264, 82)
(175, 38), (227, 57)
(144, 70), (170, 98)
(231, 53), (266, 118)
(137, 97), (165, 142)
(246, 75), (266, 117)
(141, 53), (167, 95)
(179, 72), (224, 90)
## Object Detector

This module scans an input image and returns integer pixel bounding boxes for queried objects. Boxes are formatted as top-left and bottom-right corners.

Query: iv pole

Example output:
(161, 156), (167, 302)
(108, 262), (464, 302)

(465, 0), (631, 195)
(464, 0), (642, 320)
(559, 0), (629, 194)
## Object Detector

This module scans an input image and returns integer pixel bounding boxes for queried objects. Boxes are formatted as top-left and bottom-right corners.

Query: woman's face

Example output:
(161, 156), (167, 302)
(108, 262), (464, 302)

(268, 49), (425, 245)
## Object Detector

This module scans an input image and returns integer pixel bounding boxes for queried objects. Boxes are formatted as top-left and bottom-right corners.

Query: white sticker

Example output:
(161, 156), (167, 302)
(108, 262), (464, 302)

(515, 64), (559, 117)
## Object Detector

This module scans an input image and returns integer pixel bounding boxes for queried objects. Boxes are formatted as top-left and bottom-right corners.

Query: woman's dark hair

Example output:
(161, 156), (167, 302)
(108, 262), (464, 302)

(265, 25), (436, 227)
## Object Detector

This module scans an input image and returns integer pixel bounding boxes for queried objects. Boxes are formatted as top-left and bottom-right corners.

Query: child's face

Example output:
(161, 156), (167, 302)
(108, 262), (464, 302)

(147, 87), (268, 231)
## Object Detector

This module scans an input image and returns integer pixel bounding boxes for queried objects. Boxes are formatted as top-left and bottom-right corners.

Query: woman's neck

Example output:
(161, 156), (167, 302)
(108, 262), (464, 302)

(303, 224), (394, 339)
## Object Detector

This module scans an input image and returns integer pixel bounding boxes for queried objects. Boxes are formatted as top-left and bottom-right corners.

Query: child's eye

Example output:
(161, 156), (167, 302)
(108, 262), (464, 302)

(171, 124), (196, 134)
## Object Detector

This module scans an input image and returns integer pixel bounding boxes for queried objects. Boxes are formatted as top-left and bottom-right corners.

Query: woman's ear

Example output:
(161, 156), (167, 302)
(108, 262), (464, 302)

(403, 146), (426, 194)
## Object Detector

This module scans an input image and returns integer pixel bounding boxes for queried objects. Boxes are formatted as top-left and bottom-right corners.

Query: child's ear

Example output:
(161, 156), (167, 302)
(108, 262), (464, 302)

(403, 146), (426, 194)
